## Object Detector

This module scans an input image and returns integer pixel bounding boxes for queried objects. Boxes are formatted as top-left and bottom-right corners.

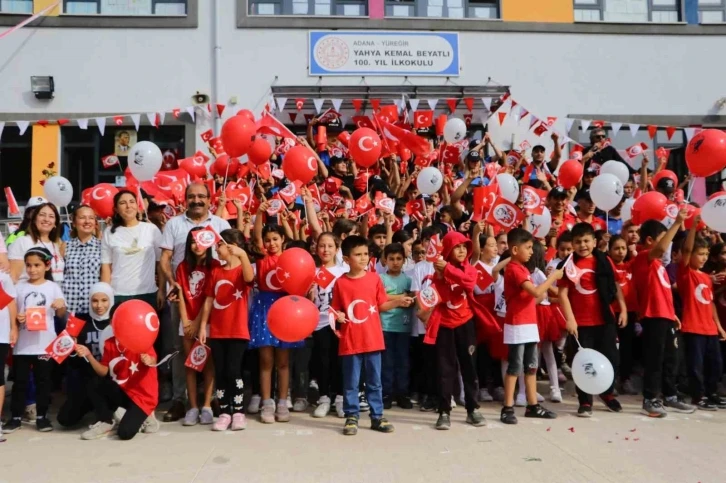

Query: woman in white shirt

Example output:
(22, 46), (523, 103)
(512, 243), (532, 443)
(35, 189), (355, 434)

(8, 203), (65, 285)
(101, 190), (163, 310)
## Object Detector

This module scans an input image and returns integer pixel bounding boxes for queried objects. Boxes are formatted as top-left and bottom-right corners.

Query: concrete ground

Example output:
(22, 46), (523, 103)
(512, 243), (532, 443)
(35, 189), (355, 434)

(1, 380), (725, 483)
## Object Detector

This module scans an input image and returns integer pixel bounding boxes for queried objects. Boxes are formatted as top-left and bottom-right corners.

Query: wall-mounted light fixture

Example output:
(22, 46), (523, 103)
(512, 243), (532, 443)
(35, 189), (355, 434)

(31, 76), (54, 100)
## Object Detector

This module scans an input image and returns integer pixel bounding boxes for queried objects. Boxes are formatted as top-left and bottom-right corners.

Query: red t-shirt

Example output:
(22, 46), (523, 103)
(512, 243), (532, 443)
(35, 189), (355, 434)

(101, 337), (158, 416)
(331, 272), (387, 356)
(556, 212), (578, 236)
(577, 214), (607, 232)
(562, 256), (615, 327)
(256, 254), (284, 293)
(205, 265), (250, 340)
(503, 261), (537, 325)
(677, 265), (717, 336)
(612, 260), (638, 314)
(434, 276), (474, 329)
(631, 250), (675, 321)
(176, 260), (219, 321)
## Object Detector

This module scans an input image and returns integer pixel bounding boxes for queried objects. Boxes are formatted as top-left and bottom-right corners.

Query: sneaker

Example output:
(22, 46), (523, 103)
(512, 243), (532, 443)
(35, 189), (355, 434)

(359, 392), (370, 412)
(641, 399), (667, 418)
(313, 396), (331, 418)
(664, 396), (696, 414)
(708, 394), (726, 409)
(275, 399), (291, 422)
(231, 413), (247, 431)
(23, 404), (37, 422)
(212, 414), (231, 431)
(112, 407), (126, 425)
(549, 387), (562, 403)
(383, 395), (393, 410)
(334, 395), (345, 418)
(696, 397), (718, 411)
(292, 398), (309, 412)
(0, 422), (5, 443)
(200, 407), (214, 425)
(451, 396), (457, 409)
(141, 413), (160, 434)
(420, 396), (436, 412)
(466, 410), (486, 427)
(410, 392), (419, 405)
(525, 404), (557, 419)
(557, 369), (567, 384)
(500, 406), (517, 425)
(397, 396), (413, 409)
(621, 379), (638, 395)
(478, 388), (494, 402)
(600, 395), (622, 413)
(81, 421), (115, 440)
(247, 394), (262, 414)
(371, 417), (394, 433)
(561, 362), (573, 378)
(515, 393), (527, 407)
(183, 408), (200, 427)
(162, 400), (185, 423)
(536, 392), (545, 403)
(435, 412), (451, 430)
(36, 416), (53, 432)
(260, 399), (276, 424)
(343, 416), (359, 436)
(492, 387), (505, 402)
(3, 418), (21, 433)
(577, 404), (593, 418)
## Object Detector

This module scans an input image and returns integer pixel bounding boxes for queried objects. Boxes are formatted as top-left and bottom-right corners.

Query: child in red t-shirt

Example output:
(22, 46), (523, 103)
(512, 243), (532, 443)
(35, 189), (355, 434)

(331, 236), (413, 436)
(678, 214), (726, 410)
(501, 228), (562, 425)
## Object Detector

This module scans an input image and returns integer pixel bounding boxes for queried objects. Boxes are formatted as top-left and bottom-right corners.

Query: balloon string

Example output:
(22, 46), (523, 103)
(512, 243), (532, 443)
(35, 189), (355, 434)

(686, 177), (696, 202)
(574, 336), (582, 349)
(150, 351), (179, 368)
(606, 213), (609, 234)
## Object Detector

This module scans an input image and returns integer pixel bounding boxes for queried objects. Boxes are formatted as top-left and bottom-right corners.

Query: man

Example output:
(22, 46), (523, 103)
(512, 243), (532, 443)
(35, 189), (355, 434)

(159, 182), (231, 423)
(547, 186), (576, 237)
(574, 189), (607, 232)
(523, 133), (562, 188)
(581, 128), (634, 174)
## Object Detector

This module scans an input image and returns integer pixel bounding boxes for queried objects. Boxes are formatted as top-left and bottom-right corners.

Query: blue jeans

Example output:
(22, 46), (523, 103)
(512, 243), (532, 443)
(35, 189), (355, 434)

(382, 332), (410, 397)
(341, 352), (383, 419)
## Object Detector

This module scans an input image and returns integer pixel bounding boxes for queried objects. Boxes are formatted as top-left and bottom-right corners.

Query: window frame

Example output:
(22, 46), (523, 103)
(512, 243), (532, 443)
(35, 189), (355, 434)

(574, 0), (603, 21)
(0, 0), (33, 14)
(573, 0), (683, 23)
(249, 0), (366, 16)
(382, 0), (498, 19)
(698, 0), (726, 23)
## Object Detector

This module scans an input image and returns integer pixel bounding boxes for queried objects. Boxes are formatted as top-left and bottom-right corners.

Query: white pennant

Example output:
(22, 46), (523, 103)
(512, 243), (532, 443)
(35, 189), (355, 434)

(427, 99), (438, 110)
(565, 118), (575, 133)
(131, 114), (141, 131)
(409, 99), (420, 111)
(481, 97), (492, 111)
(16, 121), (29, 136)
(580, 120), (591, 132)
(185, 106), (196, 122)
(629, 124), (640, 137)
(331, 98), (343, 112)
(529, 116), (539, 130)
(313, 98), (325, 114)
(393, 98), (404, 113)
(684, 127), (697, 141)
(511, 105), (521, 122)
(480, 114), (490, 127)
(158, 112), (165, 126)
(268, 95), (276, 114)
(146, 112), (157, 126)
(77, 118), (88, 130)
(276, 97), (288, 113)
(0, 122), (4, 139)
(95, 117), (106, 136)
(610, 122), (622, 138)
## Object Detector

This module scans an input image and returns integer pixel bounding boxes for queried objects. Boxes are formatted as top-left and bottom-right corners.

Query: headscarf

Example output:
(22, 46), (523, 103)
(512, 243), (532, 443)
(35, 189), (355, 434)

(89, 282), (115, 322)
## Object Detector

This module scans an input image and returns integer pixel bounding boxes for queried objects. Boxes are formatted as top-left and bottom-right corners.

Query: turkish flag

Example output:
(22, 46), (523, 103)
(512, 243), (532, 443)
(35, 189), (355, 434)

(417, 285), (440, 310)
(25, 306), (47, 331)
(295, 98), (305, 110)
(379, 120), (431, 158)
(475, 262), (495, 290)
(277, 180), (302, 205)
(563, 254), (584, 284)
(625, 142), (648, 159)
(351, 116), (375, 130)
(314, 266), (335, 289)
(200, 129), (214, 142)
(472, 185), (498, 222)
(185, 340), (210, 372)
(375, 195), (395, 214)
(571, 145), (584, 161)
(522, 185), (548, 215)
(425, 234), (443, 262)
(256, 112), (297, 141)
(45, 330), (76, 364)
(413, 110), (434, 129)
(324, 176), (343, 195)
(656, 146), (671, 160)
(65, 314), (86, 338)
(101, 155), (120, 169)
(4, 187), (20, 217)
(406, 198), (425, 219)
(113, 116), (124, 126)
(532, 122), (548, 136)
(486, 197), (524, 231)
(354, 193), (373, 214)
(378, 105), (398, 124)
(367, 257), (377, 273)
(441, 144), (463, 164)
(193, 226), (222, 249)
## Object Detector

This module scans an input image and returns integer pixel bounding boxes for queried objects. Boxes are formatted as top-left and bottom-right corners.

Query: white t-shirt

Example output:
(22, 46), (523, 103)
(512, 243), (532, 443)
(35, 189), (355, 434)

(312, 265), (348, 331)
(160, 213), (231, 273)
(101, 222), (162, 296)
(473, 257), (499, 296)
(7, 235), (65, 283)
(0, 273), (17, 344)
(14, 280), (65, 355)
(410, 260), (435, 337)
(532, 268), (550, 305)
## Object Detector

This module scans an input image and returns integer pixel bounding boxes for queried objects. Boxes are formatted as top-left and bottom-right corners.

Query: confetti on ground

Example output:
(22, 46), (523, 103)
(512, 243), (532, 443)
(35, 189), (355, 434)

(629, 428), (637, 432)
(676, 436), (680, 440)
(625, 437), (629, 441)
(634, 438), (640, 441)
(546, 427), (551, 432)
(524, 457), (542, 462)
(568, 427), (575, 433)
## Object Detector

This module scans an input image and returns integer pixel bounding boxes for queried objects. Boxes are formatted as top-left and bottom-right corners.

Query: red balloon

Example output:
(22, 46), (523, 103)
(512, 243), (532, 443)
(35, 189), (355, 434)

(631, 191), (668, 225)
(558, 160), (583, 189)
(213, 154), (240, 178)
(276, 247), (316, 296)
(248, 137), (272, 166)
(282, 145), (318, 184)
(651, 169), (677, 190)
(236, 109), (255, 122)
(179, 156), (208, 178)
(81, 188), (93, 206)
(111, 300), (159, 353)
(337, 131), (351, 147)
(349, 128), (382, 168)
(267, 295), (319, 343)
(684, 204), (706, 231)
(89, 183), (119, 219)
(221, 116), (256, 158)
(686, 129), (726, 178)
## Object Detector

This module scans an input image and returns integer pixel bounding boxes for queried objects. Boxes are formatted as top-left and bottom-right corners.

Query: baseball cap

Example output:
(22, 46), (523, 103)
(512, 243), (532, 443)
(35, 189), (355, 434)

(585, 166), (598, 175)
(466, 150), (481, 162)
(656, 177), (675, 191)
(547, 186), (568, 199)
(532, 144), (546, 152)
(26, 196), (48, 208)
(575, 188), (592, 202)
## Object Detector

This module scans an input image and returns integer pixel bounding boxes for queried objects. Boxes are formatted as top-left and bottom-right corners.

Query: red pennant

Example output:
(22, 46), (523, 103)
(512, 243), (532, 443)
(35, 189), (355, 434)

(592, 120), (605, 129)
(370, 99), (380, 111)
(295, 98), (305, 110)
(498, 112), (507, 125)
(154, 113), (161, 128)
(446, 99), (457, 113)
(185, 340), (210, 372)
(510, 99), (518, 109)
(289, 112), (298, 124)
(304, 113), (314, 124)
(463, 114), (473, 127)
(45, 330), (76, 364)
(0, 280), (14, 310)
(647, 125), (657, 139)
(193, 226), (222, 249)
(36, 120), (49, 127)
(112, 116), (124, 126)
(4, 187), (20, 217)
(475, 262), (495, 290)
(352, 99), (363, 112)
(464, 97), (474, 112)
(172, 108), (181, 118)
(665, 126), (676, 140)
(65, 314), (86, 338)
(486, 197), (524, 231)
(56, 119), (69, 126)
(533, 122), (548, 136)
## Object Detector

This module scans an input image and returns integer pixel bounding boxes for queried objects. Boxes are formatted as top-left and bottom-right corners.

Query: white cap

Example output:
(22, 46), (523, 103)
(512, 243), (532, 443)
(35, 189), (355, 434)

(26, 196), (48, 209)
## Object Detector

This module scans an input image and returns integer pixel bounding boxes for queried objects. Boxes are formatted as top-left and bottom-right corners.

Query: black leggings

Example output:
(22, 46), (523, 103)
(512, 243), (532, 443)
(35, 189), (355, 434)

(410, 335), (437, 398)
(97, 377), (148, 441)
(436, 320), (479, 414)
(0, 344), (8, 386)
(618, 312), (637, 382)
(57, 367), (114, 427)
(311, 326), (341, 398)
(291, 338), (313, 400)
(209, 338), (248, 415)
(10, 355), (51, 419)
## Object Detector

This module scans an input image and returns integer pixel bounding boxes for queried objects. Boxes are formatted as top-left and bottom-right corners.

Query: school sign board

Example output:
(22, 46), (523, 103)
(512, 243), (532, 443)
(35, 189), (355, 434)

(309, 31), (459, 77)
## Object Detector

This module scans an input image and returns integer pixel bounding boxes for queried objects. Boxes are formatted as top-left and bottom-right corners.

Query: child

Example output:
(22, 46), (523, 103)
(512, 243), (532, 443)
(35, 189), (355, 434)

(310, 232), (347, 418)
(199, 229), (254, 431)
(380, 243), (413, 410)
(0, 270), (17, 440)
(4, 247), (66, 433)
(500, 229), (561, 425)
(559, 223), (627, 417)
(677, 215), (726, 410)
(632, 208), (696, 418)
(176, 227), (219, 426)
(609, 235), (639, 395)
(330, 235), (412, 435)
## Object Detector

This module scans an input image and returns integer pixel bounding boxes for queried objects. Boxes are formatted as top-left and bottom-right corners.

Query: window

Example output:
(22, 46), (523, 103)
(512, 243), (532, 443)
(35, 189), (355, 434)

(384, 0), (498, 18)
(699, 0), (726, 22)
(574, 0), (681, 23)
(62, 0), (187, 15)
(0, 0), (33, 13)
(249, 0), (366, 15)
(0, 126), (33, 208)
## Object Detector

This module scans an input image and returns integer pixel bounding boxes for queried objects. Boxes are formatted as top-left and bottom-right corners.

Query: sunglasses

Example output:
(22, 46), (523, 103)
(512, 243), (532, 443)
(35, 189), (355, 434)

(592, 134), (606, 140)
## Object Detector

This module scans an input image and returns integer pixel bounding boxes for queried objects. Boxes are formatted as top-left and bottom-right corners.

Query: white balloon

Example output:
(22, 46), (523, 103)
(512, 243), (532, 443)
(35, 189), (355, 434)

(496, 173), (519, 203)
(590, 173), (624, 211)
(528, 207), (551, 239)
(43, 176), (73, 206)
(702, 195), (726, 232)
(443, 118), (467, 144)
(571, 348), (614, 395)
(128, 141), (162, 181)
(417, 167), (443, 195)
(600, 160), (629, 185)
(621, 198), (635, 222)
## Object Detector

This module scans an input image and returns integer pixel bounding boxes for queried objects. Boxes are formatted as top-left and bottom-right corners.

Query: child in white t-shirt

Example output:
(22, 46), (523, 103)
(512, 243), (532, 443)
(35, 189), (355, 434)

(0, 272), (17, 440)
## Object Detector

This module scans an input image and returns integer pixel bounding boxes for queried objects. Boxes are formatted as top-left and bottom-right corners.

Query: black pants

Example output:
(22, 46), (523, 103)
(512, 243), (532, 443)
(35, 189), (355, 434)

(410, 335), (437, 398)
(683, 333), (723, 401)
(575, 324), (619, 405)
(57, 367), (114, 427)
(476, 343), (500, 391)
(641, 317), (679, 400)
(97, 377), (148, 440)
(435, 320), (479, 414)
(0, 344), (9, 386)
(311, 326), (341, 398)
(243, 348), (260, 396)
(209, 338), (248, 414)
(617, 312), (637, 382)
(10, 355), (51, 419)
(290, 337), (313, 400)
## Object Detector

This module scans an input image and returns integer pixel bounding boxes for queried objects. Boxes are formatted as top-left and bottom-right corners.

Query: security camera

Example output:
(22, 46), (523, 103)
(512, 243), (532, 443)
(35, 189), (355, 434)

(192, 92), (210, 105)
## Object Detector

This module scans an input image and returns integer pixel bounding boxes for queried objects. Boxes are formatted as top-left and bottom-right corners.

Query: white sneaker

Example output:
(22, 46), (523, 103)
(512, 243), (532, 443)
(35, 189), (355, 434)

(81, 421), (115, 440)
(141, 412), (160, 434)
(247, 394), (261, 414)
(549, 387), (562, 403)
(292, 398), (308, 412)
(478, 388), (494, 402)
(334, 395), (345, 418)
(112, 407), (127, 424)
(313, 396), (331, 418)
(451, 396), (457, 409)
(515, 393), (527, 407)
(537, 392), (544, 403)
(0, 423), (4, 443)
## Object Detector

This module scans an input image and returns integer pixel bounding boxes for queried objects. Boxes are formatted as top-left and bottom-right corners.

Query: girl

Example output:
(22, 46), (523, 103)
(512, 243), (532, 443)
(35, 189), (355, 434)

(5, 247), (66, 433)
(176, 227), (219, 426)
(609, 235), (639, 395)
(310, 232), (347, 418)
(252, 205), (304, 424)
(199, 229), (254, 431)
(0, 270), (17, 440)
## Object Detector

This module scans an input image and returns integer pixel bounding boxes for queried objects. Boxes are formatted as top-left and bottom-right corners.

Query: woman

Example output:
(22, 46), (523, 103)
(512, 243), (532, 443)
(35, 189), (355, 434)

(100, 190), (164, 309)
(8, 203), (65, 284)
(64, 205), (102, 317)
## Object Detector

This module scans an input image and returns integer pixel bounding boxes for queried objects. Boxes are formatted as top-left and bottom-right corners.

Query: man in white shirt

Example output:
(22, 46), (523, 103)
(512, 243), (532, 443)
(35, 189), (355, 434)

(159, 182), (231, 422)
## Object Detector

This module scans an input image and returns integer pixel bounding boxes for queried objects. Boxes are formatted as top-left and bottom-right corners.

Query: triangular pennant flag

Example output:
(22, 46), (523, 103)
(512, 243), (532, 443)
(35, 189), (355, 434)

(331, 98), (343, 112)
(393, 98), (405, 113)
(647, 125), (657, 139)
(519, 108), (529, 123)
(529, 116), (539, 130)
(36, 120), (49, 127)
(56, 119), (70, 126)
(629, 124), (640, 137)
(112, 116), (124, 126)
(446, 99), (457, 113)
(157, 112), (165, 126)
(172, 108), (181, 118)
(665, 126), (676, 140)
(276, 97), (288, 113)
(352, 99), (363, 112)
(131, 114), (141, 131)
(186, 106), (196, 121)
(611, 122), (622, 137)
(565, 118), (575, 133)
(313, 98), (325, 114)
(684, 127), (696, 141)
(216, 104), (225, 117)
(409, 99), (419, 111)
(498, 111), (507, 125)
(427, 99), (438, 110)
(580, 120), (591, 132)
(464, 97), (474, 112)
(77, 118), (88, 130)
(95, 118), (106, 136)
(481, 97), (492, 111)
(370, 99), (380, 111)
(0, 122), (4, 139)
(16, 121), (30, 136)
(289, 112), (297, 124)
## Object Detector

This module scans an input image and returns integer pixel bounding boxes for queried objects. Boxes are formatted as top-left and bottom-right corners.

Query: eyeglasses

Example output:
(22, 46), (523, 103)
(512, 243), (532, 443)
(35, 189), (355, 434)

(592, 134), (606, 140)
(187, 194), (208, 200)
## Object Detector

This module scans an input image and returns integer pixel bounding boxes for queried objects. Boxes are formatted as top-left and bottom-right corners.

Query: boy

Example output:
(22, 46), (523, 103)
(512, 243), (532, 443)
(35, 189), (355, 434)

(501, 228), (562, 424)
(368, 224), (389, 251)
(574, 189), (607, 231)
(331, 236), (414, 435)
(380, 243), (413, 410)
(559, 223), (627, 417)
(677, 214), (726, 410)
(632, 208), (696, 418)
